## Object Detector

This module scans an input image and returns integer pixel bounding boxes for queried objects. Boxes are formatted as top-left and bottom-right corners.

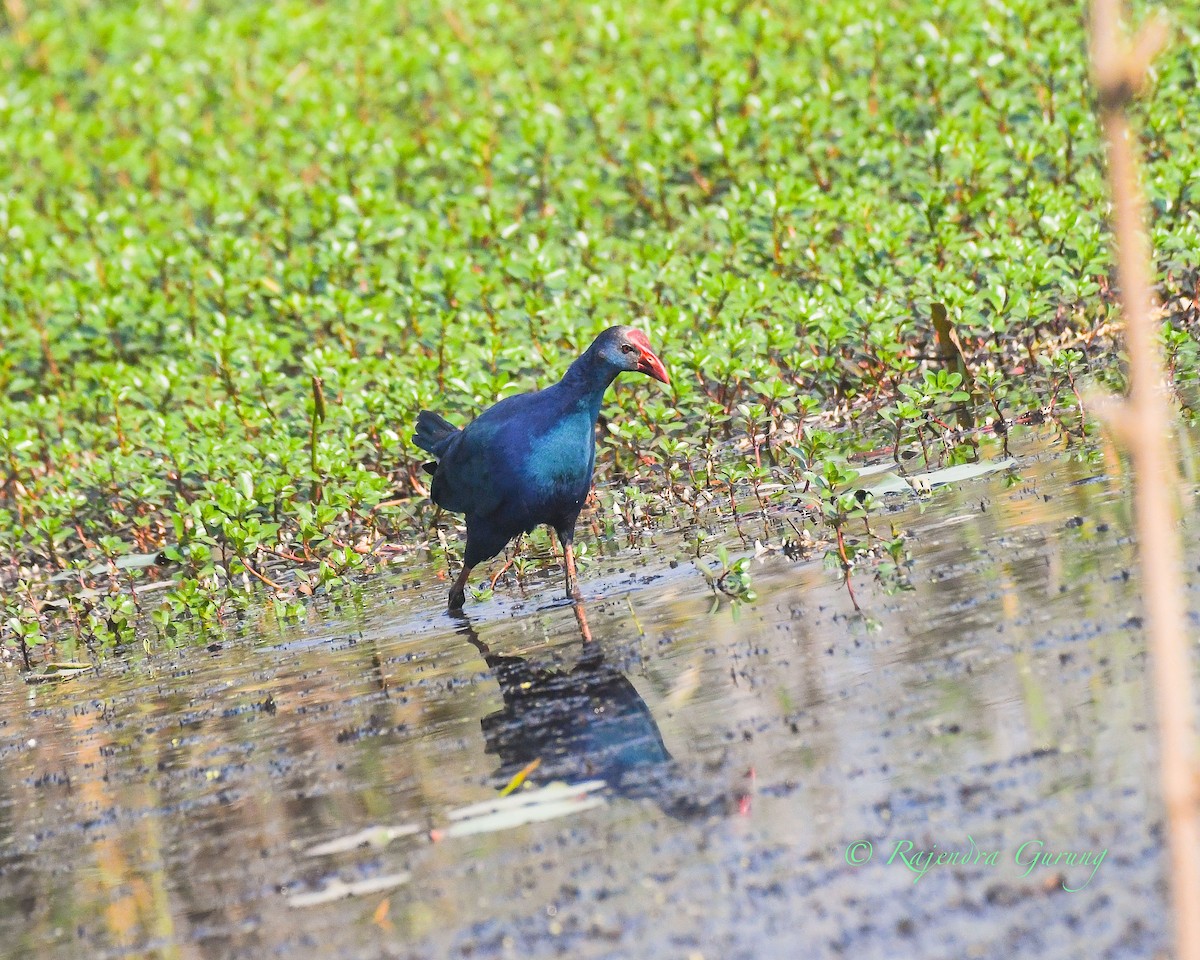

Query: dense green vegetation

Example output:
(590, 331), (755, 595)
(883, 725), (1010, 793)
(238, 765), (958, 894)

(1, 0), (1198, 660)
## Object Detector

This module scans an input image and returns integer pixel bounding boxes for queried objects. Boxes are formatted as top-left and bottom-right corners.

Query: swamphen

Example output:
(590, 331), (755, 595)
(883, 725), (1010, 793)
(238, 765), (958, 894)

(413, 325), (669, 611)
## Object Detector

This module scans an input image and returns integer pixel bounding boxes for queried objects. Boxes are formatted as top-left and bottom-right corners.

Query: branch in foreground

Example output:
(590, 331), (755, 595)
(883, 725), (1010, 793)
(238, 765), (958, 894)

(1090, 3), (1200, 958)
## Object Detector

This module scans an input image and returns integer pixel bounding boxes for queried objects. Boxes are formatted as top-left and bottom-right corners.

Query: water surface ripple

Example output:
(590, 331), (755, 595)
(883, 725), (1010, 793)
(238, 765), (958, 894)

(0, 435), (1178, 959)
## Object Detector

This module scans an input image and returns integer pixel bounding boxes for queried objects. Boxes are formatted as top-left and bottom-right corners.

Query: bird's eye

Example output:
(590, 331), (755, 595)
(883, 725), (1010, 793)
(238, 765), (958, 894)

(621, 344), (636, 354)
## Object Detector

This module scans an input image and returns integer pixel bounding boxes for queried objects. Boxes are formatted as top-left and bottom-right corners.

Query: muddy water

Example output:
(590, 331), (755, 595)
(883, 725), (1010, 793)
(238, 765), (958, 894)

(0, 432), (1180, 959)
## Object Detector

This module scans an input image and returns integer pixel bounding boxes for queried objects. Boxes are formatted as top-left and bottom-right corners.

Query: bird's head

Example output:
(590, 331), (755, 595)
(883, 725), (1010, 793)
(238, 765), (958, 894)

(594, 326), (669, 384)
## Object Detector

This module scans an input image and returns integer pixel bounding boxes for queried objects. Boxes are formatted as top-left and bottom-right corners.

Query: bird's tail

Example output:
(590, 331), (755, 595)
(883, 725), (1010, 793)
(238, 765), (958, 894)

(413, 410), (460, 461)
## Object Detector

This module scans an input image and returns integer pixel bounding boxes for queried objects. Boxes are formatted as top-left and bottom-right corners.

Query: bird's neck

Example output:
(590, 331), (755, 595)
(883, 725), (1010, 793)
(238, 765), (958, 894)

(557, 348), (620, 417)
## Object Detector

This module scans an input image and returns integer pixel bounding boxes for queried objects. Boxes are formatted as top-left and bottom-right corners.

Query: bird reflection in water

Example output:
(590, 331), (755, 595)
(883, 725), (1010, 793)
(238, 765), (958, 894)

(452, 601), (753, 820)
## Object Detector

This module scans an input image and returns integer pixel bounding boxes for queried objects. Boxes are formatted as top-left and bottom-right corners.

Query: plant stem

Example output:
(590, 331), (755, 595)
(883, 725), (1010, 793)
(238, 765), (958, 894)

(1090, 4), (1199, 957)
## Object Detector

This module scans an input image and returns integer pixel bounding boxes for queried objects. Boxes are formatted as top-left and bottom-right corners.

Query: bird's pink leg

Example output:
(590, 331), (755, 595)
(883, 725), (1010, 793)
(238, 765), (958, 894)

(563, 541), (581, 600)
(572, 599), (593, 645)
(448, 564), (473, 612)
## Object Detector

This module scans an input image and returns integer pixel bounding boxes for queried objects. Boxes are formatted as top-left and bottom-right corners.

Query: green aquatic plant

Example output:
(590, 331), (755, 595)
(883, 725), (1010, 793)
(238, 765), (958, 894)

(697, 545), (757, 613)
(0, 0), (1198, 658)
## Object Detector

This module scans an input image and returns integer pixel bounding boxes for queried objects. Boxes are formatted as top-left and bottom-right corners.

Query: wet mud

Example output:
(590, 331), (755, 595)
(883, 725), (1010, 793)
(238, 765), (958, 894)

(0, 433), (1180, 959)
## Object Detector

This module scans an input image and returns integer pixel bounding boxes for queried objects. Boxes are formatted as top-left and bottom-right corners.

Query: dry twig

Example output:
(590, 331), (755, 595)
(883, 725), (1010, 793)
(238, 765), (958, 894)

(1089, 3), (1199, 956)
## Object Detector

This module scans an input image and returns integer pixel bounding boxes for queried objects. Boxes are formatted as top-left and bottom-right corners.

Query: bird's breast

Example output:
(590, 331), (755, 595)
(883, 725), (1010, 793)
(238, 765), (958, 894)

(522, 414), (596, 503)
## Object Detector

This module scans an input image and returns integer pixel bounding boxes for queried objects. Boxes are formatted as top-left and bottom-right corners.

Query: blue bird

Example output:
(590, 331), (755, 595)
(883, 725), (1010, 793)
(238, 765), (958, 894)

(413, 325), (669, 611)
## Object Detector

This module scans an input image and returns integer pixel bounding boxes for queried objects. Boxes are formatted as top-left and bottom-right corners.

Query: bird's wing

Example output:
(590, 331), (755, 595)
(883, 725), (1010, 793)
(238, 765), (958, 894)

(431, 393), (537, 517)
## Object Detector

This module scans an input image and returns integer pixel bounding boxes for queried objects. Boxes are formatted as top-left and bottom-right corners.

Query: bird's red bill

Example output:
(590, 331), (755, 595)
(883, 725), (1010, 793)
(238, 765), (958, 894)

(628, 330), (669, 384)
(638, 350), (669, 384)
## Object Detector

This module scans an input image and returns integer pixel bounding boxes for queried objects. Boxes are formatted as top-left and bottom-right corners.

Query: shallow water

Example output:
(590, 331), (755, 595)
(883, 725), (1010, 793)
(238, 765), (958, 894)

(0, 429), (1185, 959)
